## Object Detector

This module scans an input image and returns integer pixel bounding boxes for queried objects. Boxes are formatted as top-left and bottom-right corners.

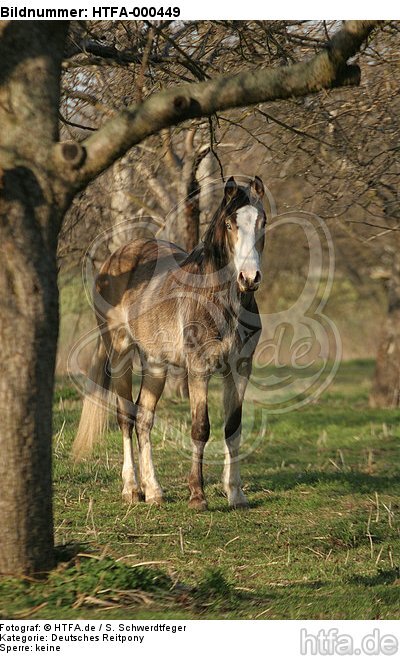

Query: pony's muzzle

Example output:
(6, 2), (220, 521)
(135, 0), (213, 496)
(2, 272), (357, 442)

(237, 270), (262, 292)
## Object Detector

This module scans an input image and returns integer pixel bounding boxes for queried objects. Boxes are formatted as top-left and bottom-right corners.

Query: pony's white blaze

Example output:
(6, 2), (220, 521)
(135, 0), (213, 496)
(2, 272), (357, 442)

(234, 205), (260, 278)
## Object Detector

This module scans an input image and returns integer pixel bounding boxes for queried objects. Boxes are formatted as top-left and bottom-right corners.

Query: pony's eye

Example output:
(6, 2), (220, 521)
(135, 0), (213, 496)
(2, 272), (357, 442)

(225, 221), (232, 230)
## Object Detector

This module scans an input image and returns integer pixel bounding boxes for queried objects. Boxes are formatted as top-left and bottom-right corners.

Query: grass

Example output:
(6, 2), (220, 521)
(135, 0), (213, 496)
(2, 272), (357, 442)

(1, 359), (400, 619)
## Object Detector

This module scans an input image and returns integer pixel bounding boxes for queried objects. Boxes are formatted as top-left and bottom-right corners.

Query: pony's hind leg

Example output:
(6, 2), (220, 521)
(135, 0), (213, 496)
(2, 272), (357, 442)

(135, 361), (166, 504)
(188, 374), (210, 511)
(223, 364), (252, 509)
(111, 353), (142, 504)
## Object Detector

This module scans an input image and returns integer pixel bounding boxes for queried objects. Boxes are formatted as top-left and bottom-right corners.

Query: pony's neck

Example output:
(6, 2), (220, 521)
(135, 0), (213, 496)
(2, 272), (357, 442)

(178, 228), (241, 325)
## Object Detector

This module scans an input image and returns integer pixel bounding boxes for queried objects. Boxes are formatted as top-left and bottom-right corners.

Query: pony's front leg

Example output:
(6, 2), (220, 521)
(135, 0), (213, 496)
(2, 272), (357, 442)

(188, 374), (210, 511)
(223, 365), (251, 509)
(121, 417), (142, 504)
(116, 386), (142, 504)
(109, 348), (142, 503)
(135, 364), (166, 504)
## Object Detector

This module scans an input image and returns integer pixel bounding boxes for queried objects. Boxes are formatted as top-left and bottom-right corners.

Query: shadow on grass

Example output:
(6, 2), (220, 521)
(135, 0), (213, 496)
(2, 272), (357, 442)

(247, 470), (400, 497)
(54, 542), (93, 564)
(349, 568), (400, 587)
(267, 406), (400, 431)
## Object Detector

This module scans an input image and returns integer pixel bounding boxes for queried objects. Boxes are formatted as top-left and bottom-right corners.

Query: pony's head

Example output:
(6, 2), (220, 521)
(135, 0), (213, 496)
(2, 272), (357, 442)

(217, 176), (266, 292)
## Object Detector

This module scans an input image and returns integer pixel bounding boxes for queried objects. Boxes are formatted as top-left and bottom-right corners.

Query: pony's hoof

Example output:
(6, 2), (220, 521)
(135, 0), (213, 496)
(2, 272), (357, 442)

(189, 497), (208, 511)
(228, 491), (249, 510)
(122, 489), (143, 504)
(146, 495), (164, 506)
(230, 500), (249, 510)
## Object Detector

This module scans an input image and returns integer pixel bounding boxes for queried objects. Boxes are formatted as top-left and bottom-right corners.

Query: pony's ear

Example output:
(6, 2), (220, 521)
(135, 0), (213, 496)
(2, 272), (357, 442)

(224, 176), (238, 203)
(250, 176), (264, 199)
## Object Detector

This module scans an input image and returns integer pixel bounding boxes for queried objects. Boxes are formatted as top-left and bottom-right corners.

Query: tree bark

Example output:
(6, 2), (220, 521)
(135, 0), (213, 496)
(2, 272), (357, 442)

(370, 247), (400, 407)
(109, 154), (136, 253)
(0, 21), (68, 575)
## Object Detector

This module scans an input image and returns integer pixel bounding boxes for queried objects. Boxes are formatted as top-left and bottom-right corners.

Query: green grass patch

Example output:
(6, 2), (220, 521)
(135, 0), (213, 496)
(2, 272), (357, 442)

(2, 359), (400, 620)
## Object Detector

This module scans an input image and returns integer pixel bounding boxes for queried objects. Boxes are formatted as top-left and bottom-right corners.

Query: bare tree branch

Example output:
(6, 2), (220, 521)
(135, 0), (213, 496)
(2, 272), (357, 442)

(66, 21), (377, 187)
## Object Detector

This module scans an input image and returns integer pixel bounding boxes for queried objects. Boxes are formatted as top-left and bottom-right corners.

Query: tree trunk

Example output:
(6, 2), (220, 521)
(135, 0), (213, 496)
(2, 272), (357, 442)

(0, 194), (59, 574)
(370, 250), (400, 408)
(0, 21), (68, 575)
(197, 150), (221, 236)
(109, 154), (136, 253)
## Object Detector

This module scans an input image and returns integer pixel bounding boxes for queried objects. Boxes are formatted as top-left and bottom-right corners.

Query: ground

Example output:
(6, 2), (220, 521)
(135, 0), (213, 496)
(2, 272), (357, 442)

(1, 360), (400, 620)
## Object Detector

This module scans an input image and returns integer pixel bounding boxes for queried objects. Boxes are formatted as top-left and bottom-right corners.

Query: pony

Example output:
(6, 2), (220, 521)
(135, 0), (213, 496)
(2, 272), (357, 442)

(73, 175), (267, 510)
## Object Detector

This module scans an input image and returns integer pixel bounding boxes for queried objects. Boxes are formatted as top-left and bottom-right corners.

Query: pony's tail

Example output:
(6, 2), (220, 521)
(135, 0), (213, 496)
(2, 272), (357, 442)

(72, 336), (111, 461)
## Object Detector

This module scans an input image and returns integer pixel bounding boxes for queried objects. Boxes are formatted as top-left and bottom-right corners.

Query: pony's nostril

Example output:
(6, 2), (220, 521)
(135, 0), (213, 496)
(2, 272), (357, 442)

(238, 271), (261, 290)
